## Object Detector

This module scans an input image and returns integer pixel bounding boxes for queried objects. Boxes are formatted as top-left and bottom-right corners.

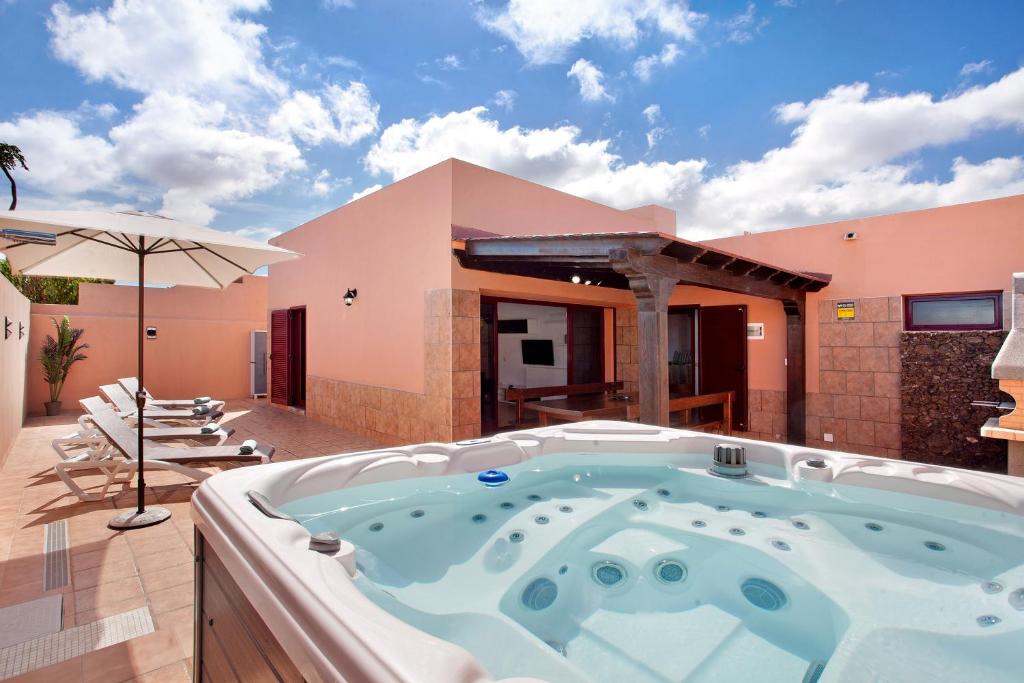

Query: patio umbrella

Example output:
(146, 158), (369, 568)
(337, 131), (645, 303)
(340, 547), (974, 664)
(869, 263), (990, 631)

(0, 210), (299, 529)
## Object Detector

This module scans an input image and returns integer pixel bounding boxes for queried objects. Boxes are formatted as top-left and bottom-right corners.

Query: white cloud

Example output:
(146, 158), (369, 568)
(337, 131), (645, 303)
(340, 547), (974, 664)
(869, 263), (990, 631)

(693, 68), (1024, 233)
(365, 106), (704, 210)
(697, 123), (711, 138)
(323, 0), (355, 8)
(438, 54), (463, 70)
(365, 67), (1024, 237)
(646, 127), (666, 149)
(633, 43), (681, 81)
(11, 0), (380, 224)
(324, 54), (359, 70)
(48, 0), (285, 97)
(643, 104), (665, 148)
(310, 169), (347, 196)
(478, 0), (705, 65)
(270, 81), (379, 146)
(0, 111), (119, 195)
(960, 60), (993, 78)
(76, 101), (120, 119)
(567, 59), (614, 102)
(493, 89), (518, 110)
(110, 92), (304, 224)
(724, 2), (767, 44)
(228, 225), (282, 242)
(348, 184), (382, 203)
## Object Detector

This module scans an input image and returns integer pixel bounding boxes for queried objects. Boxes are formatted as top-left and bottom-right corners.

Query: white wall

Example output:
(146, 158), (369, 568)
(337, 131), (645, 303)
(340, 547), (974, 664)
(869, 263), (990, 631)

(497, 302), (567, 391)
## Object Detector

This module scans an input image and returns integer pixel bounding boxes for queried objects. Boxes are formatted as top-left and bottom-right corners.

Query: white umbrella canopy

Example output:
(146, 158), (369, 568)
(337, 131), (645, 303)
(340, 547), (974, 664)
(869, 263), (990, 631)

(0, 210), (298, 285)
(0, 210), (300, 529)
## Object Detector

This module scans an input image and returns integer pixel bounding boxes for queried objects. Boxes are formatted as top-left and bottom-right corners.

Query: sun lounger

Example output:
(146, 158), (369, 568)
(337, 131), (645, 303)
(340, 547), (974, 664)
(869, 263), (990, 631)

(55, 400), (273, 502)
(99, 384), (223, 425)
(117, 377), (226, 411)
(52, 397), (236, 460)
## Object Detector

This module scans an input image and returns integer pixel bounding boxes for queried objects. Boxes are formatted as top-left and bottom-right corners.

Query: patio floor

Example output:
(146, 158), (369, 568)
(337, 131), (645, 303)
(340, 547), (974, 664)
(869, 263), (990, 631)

(0, 399), (380, 682)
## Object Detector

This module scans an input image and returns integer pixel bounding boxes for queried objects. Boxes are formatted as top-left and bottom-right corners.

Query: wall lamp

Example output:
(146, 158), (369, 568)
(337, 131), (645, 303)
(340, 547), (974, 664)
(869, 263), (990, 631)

(343, 288), (358, 306)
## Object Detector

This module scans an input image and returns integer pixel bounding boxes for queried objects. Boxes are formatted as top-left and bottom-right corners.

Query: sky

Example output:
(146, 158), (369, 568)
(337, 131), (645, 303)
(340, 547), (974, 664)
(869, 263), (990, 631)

(1, 0), (1023, 242)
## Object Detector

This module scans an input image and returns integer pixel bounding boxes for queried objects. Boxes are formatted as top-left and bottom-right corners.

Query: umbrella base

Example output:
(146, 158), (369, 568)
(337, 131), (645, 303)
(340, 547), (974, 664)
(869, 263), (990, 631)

(108, 506), (171, 530)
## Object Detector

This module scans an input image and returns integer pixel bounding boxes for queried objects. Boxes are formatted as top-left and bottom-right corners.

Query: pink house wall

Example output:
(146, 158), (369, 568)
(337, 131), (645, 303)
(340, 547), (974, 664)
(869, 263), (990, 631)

(705, 194), (1024, 393)
(269, 162), (454, 395)
(26, 276), (267, 415)
(0, 277), (30, 464)
(450, 160), (665, 236)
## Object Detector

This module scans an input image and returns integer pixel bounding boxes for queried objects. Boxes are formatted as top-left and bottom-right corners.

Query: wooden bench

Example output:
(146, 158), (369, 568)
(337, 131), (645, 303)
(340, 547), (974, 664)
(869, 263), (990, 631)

(505, 381), (624, 426)
(626, 391), (734, 435)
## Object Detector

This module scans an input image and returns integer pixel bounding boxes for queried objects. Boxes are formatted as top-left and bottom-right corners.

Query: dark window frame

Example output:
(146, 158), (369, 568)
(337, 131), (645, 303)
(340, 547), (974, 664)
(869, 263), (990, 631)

(903, 291), (1003, 331)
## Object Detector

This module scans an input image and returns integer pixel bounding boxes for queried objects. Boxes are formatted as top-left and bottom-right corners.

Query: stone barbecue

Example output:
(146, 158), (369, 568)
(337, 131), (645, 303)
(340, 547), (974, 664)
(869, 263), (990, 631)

(981, 271), (1024, 475)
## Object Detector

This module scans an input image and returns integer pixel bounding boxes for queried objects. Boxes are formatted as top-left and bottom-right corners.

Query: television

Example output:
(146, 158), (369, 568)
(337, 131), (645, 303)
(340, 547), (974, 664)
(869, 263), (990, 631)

(521, 339), (555, 366)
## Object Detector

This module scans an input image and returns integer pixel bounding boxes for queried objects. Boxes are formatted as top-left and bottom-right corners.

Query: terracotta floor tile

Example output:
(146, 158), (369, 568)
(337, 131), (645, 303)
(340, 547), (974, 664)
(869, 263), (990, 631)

(128, 661), (191, 683)
(75, 576), (144, 614)
(0, 402), (378, 675)
(140, 563), (192, 593)
(73, 559), (139, 590)
(133, 547), (192, 576)
(74, 593), (147, 624)
(156, 605), (195, 662)
(148, 582), (193, 616)
(83, 631), (182, 683)
(6, 656), (84, 683)
(73, 543), (134, 571)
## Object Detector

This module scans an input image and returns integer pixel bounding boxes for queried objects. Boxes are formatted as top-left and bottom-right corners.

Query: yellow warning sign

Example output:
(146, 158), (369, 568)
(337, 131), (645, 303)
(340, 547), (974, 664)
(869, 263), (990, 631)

(837, 302), (855, 320)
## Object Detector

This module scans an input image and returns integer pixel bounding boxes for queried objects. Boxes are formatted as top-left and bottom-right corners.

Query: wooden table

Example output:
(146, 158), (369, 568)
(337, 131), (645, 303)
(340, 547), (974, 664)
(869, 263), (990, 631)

(524, 394), (636, 425)
(525, 391), (733, 434)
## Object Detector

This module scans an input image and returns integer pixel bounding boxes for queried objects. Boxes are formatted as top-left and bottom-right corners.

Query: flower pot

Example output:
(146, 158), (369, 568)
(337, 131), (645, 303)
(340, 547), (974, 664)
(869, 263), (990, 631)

(44, 401), (62, 416)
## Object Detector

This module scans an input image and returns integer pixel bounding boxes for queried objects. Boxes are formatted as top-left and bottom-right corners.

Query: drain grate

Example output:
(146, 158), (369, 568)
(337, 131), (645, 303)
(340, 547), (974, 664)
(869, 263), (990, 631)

(42, 521), (70, 592)
(0, 607), (154, 680)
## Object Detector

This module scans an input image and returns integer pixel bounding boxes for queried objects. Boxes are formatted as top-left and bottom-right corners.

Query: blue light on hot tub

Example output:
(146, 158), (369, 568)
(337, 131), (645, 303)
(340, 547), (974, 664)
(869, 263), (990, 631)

(477, 470), (509, 487)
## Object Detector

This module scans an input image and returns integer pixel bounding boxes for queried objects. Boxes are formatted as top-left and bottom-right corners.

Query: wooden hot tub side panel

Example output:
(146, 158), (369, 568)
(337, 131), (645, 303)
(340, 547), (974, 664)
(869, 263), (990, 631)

(194, 529), (305, 682)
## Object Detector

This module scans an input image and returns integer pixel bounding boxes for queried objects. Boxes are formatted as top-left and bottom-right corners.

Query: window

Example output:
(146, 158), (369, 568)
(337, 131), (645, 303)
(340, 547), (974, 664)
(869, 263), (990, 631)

(903, 292), (1003, 331)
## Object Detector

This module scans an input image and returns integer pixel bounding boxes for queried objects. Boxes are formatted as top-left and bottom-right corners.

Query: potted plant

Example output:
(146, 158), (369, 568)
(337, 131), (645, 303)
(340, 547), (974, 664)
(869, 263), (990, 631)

(39, 316), (89, 416)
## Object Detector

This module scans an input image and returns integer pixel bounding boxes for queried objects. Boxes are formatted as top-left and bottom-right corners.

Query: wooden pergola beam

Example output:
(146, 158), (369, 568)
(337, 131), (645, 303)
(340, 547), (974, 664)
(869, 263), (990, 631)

(458, 234), (824, 443)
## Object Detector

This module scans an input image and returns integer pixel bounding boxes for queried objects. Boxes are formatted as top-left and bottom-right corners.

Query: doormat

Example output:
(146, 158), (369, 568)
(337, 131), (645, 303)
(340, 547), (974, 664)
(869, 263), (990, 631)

(0, 595), (63, 650)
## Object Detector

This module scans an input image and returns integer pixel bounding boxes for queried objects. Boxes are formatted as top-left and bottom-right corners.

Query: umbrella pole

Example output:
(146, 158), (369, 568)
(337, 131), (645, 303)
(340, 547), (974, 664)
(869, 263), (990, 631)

(109, 237), (170, 530)
(136, 246), (146, 515)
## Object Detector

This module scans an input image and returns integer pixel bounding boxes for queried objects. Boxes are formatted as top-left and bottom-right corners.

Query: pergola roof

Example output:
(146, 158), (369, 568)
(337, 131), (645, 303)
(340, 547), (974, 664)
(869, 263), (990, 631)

(453, 230), (830, 300)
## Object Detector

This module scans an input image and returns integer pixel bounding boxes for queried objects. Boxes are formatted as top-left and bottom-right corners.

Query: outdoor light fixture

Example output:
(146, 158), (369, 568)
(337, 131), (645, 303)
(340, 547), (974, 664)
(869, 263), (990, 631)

(571, 274), (581, 284)
(0, 228), (57, 245)
(343, 288), (358, 306)
(584, 280), (592, 286)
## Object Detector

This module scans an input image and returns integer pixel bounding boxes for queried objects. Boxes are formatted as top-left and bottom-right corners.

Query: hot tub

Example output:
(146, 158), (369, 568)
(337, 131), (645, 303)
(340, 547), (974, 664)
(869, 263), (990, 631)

(190, 422), (1024, 682)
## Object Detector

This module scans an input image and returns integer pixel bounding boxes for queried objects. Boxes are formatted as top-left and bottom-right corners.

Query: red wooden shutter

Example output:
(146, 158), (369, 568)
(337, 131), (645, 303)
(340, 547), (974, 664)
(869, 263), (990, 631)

(270, 309), (289, 405)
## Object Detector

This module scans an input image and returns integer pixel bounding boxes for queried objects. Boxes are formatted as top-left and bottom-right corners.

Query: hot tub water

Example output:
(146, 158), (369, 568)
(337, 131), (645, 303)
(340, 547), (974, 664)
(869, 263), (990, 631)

(280, 453), (1024, 683)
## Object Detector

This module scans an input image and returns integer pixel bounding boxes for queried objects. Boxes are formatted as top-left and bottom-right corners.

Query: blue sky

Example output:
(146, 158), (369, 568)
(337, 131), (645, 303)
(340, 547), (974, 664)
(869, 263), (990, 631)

(2, 0), (1023, 240)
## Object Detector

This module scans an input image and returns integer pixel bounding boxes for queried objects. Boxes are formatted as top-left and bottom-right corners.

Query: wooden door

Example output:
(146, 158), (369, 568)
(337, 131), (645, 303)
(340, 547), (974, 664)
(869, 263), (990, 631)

(287, 307), (306, 408)
(568, 307), (603, 384)
(480, 301), (497, 433)
(270, 310), (288, 405)
(698, 305), (747, 431)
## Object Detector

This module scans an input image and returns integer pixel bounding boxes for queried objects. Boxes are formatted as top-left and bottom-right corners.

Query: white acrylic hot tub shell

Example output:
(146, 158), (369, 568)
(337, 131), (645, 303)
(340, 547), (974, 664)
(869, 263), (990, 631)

(190, 421), (1024, 683)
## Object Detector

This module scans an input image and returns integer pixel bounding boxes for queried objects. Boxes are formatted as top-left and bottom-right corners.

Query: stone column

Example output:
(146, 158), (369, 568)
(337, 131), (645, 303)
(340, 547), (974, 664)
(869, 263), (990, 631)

(627, 273), (676, 426)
